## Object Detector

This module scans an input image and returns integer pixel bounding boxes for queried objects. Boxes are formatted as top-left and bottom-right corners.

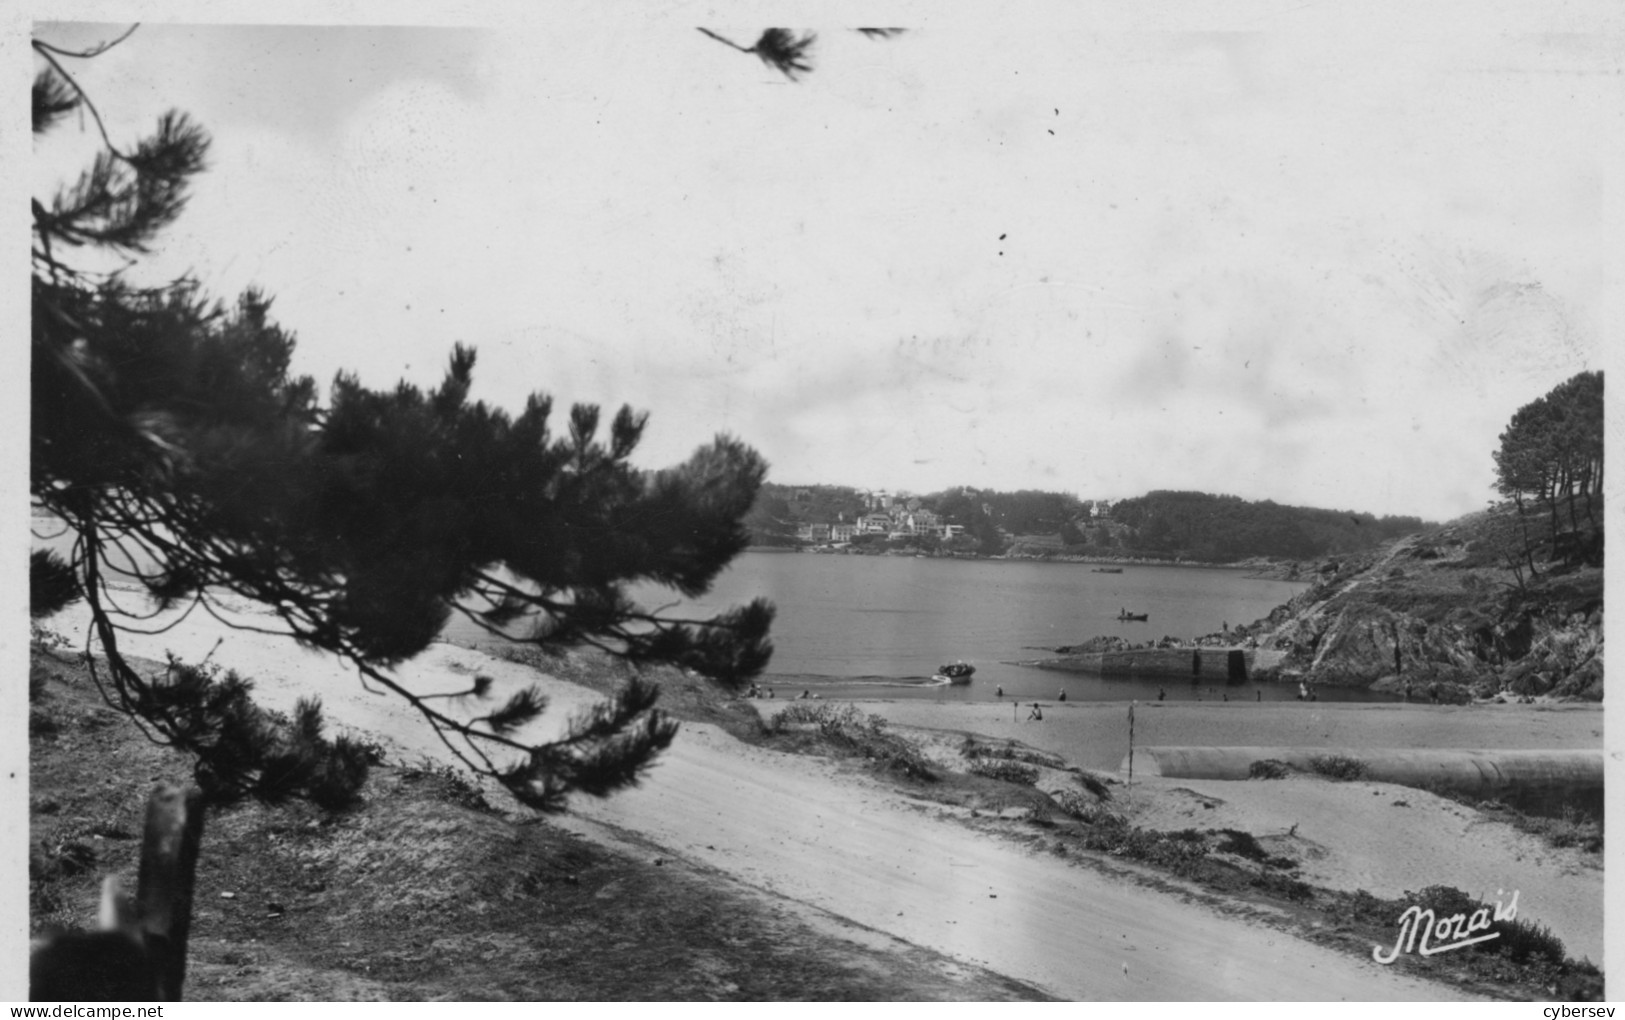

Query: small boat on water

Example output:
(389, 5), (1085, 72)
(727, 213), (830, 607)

(1117, 611), (1149, 622)
(935, 661), (975, 684)
(1092, 567), (1124, 574)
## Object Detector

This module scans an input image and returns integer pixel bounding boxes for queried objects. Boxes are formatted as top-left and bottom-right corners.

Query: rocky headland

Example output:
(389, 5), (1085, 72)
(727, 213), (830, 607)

(1042, 508), (1604, 704)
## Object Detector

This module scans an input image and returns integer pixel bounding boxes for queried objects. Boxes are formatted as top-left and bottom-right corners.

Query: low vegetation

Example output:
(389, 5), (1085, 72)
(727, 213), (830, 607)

(966, 759), (1039, 785)
(1307, 755), (1369, 782)
(763, 702), (937, 781)
(1052, 789), (1122, 826)
(396, 760), (498, 816)
(1420, 788), (1604, 855)
(1333, 886), (1601, 998)
(1074, 820), (1231, 876)
(1247, 759), (1294, 780)
(1212, 828), (1299, 870)
(959, 737), (1065, 770)
(1489, 804), (1603, 854)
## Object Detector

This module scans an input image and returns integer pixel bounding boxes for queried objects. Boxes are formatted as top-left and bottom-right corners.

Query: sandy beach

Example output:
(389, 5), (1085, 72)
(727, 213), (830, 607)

(38, 596), (1604, 997)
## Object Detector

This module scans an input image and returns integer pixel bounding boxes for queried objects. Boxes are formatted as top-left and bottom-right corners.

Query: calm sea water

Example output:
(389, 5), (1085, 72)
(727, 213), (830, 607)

(620, 552), (1396, 705)
(38, 508), (1392, 705)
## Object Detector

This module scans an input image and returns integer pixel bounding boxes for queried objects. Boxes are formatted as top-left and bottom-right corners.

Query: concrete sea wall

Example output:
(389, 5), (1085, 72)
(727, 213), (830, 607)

(1029, 647), (1289, 681)
(1123, 746), (1603, 817)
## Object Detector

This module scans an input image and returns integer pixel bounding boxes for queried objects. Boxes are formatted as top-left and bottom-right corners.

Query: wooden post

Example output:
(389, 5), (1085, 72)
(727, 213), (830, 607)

(136, 784), (206, 1000)
(29, 784), (204, 1001)
(1127, 700), (1135, 807)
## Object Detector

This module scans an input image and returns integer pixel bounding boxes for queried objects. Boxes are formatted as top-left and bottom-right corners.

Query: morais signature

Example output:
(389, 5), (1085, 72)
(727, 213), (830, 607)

(1373, 889), (1520, 963)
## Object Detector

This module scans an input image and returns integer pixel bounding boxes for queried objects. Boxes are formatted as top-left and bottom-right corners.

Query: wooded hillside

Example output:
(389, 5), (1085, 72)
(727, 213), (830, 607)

(745, 482), (1429, 563)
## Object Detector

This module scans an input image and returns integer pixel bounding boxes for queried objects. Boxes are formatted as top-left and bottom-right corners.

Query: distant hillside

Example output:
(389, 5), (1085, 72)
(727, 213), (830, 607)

(1106, 490), (1429, 562)
(745, 482), (1429, 564)
(743, 484), (869, 547)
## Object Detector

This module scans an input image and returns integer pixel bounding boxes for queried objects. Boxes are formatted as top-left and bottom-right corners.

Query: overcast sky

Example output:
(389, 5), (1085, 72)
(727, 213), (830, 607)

(26, 3), (1620, 522)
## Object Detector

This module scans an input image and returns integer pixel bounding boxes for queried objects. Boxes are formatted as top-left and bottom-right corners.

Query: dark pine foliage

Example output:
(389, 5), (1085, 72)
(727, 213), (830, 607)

(1493, 371), (1604, 573)
(696, 27), (904, 81)
(31, 34), (774, 813)
(696, 28), (818, 80)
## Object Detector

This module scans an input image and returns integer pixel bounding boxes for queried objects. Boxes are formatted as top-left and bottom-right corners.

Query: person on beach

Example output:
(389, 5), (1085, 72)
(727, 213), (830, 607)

(996, 685), (1004, 697)
(1058, 690), (1066, 702)
(799, 690), (810, 700)
(1256, 689), (1261, 702)
(1297, 681), (1307, 701)
(1028, 702), (1043, 721)
(767, 688), (775, 699)
(1157, 687), (1166, 701)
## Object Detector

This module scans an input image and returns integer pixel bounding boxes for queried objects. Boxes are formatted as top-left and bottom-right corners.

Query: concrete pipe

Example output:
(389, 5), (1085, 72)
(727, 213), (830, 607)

(1123, 746), (1602, 817)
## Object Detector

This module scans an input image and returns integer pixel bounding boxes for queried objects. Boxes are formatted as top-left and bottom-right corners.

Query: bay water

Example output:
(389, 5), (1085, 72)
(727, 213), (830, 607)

(35, 509), (1391, 704)
(627, 551), (1396, 705)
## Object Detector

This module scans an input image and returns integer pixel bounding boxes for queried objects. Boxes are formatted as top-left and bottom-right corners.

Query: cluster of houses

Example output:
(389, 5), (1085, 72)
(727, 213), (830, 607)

(787, 487), (1117, 545)
(795, 513), (966, 544)
(793, 489), (964, 544)
(796, 487), (962, 542)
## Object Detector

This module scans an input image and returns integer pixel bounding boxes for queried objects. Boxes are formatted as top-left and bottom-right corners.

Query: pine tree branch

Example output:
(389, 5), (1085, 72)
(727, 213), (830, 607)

(33, 25), (140, 60)
(31, 44), (129, 160)
(696, 27), (752, 53)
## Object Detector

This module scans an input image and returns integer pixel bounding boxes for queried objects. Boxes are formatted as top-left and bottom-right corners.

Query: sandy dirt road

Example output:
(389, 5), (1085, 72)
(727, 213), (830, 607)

(46, 602), (1473, 1000)
(557, 722), (1467, 1000)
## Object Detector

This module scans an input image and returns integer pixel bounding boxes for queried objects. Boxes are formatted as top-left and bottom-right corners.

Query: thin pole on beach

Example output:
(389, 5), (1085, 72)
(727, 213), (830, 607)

(1127, 700), (1136, 807)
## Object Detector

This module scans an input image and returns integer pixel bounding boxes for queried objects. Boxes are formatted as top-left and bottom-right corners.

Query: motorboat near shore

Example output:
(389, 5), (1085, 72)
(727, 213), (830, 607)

(1091, 567), (1124, 573)
(934, 661), (976, 684)
(1117, 610), (1149, 622)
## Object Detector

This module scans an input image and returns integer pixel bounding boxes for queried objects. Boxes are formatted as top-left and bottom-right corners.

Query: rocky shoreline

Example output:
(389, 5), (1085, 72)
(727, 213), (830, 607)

(1031, 517), (1603, 704)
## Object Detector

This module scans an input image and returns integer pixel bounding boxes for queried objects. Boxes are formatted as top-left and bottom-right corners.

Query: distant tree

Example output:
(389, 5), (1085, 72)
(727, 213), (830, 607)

(932, 487), (1007, 556)
(980, 489), (1083, 536)
(743, 492), (799, 546)
(1493, 371), (1604, 568)
(1143, 515), (1175, 552)
(32, 32), (774, 812)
